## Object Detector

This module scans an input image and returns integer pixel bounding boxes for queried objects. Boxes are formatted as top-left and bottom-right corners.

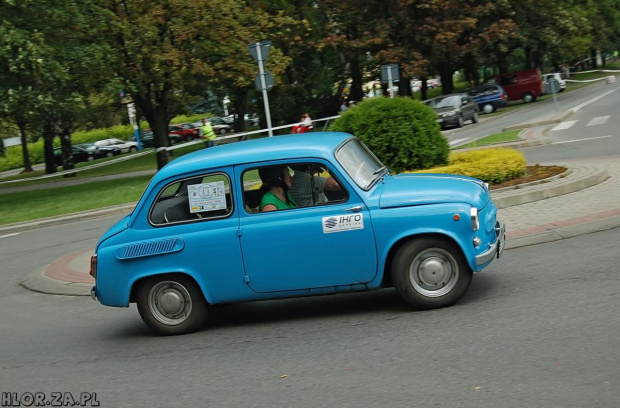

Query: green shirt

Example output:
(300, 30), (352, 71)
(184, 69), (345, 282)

(260, 191), (298, 211)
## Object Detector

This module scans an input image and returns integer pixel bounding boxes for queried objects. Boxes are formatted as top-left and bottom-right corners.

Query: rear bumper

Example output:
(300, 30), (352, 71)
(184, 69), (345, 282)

(475, 221), (506, 266)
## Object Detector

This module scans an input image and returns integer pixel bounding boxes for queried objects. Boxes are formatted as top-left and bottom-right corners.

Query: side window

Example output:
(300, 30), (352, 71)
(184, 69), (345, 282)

(242, 163), (347, 214)
(149, 173), (233, 225)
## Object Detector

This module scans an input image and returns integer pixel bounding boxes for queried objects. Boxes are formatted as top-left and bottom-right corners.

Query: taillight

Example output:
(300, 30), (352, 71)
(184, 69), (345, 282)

(89, 254), (97, 279)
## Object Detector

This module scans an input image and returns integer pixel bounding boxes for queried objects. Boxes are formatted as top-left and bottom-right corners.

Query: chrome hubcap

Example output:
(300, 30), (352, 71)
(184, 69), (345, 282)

(409, 249), (459, 297)
(148, 281), (192, 326)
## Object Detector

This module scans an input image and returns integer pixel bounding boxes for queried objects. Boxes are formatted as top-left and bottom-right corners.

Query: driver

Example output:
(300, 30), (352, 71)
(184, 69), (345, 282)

(289, 164), (342, 207)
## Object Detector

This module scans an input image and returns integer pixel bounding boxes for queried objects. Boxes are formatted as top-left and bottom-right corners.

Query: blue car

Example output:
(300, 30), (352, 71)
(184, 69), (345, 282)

(90, 133), (505, 335)
(465, 84), (508, 114)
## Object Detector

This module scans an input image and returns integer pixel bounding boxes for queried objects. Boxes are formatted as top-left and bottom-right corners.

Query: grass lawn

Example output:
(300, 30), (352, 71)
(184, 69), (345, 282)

(456, 130), (522, 149)
(1, 175), (152, 225)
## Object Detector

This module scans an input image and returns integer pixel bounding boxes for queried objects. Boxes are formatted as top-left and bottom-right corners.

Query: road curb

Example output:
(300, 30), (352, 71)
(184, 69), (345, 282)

(505, 214), (620, 250)
(21, 269), (92, 296)
(493, 168), (610, 209)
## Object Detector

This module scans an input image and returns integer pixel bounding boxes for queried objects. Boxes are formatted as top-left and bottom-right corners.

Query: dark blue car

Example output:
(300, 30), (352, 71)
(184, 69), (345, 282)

(466, 84), (508, 114)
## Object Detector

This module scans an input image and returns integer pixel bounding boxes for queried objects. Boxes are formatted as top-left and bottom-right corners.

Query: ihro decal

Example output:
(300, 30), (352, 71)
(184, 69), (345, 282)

(322, 214), (364, 234)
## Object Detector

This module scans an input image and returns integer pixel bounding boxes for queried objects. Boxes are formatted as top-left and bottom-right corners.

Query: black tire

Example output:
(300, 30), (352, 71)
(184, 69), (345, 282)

(105, 152), (113, 158)
(136, 274), (208, 335)
(456, 115), (464, 128)
(187, 135), (194, 141)
(219, 128), (227, 135)
(129, 146), (137, 153)
(522, 92), (535, 103)
(391, 238), (472, 309)
(482, 103), (495, 114)
(472, 111), (479, 124)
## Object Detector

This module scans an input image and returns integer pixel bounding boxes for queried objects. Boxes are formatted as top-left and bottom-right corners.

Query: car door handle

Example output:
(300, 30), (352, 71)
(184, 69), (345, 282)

(345, 206), (363, 212)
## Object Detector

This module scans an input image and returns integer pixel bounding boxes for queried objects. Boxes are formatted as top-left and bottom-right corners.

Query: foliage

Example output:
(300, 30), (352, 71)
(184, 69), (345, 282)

(329, 97), (449, 173)
(410, 147), (527, 184)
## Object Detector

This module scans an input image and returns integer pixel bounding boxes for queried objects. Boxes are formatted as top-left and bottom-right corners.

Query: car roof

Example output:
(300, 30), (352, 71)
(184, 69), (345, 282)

(154, 132), (353, 181)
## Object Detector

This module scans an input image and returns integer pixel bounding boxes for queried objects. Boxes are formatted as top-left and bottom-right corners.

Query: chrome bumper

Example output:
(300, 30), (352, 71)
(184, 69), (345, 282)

(475, 221), (506, 266)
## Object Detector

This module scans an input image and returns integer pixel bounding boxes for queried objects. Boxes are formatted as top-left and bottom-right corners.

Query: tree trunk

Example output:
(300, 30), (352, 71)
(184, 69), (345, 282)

(349, 57), (364, 103)
(60, 127), (76, 177)
(134, 93), (171, 170)
(43, 120), (57, 175)
(398, 75), (412, 97)
(234, 88), (249, 133)
(17, 122), (33, 173)
(439, 68), (454, 95)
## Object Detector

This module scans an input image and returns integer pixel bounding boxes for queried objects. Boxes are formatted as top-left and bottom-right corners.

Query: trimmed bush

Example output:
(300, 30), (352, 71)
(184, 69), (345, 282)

(408, 147), (527, 184)
(329, 97), (448, 173)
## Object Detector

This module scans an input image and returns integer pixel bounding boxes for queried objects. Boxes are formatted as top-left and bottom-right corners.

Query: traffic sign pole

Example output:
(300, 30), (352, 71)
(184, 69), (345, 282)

(254, 42), (274, 137)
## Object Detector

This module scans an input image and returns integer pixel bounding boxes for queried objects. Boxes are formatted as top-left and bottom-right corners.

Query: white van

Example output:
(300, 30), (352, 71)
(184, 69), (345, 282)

(541, 73), (566, 93)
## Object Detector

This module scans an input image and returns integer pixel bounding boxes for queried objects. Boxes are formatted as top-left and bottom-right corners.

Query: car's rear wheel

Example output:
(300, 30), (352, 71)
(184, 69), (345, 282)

(87, 156), (95, 162)
(187, 135), (194, 141)
(472, 111), (479, 123)
(482, 103), (495, 114)
(392, 238), (472, 309)
(105, 152), (113, 158)
(129, 146), (137, 153)
(136, 274), (208, 335)
(219, 129), (227, 135)
(522, 92), (535, 103)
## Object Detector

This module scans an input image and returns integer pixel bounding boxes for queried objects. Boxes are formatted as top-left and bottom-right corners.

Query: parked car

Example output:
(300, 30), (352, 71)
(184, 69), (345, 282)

(484, 68), (544, 103)
(541, 72), (566, 93)
(169, 124), (201, 141)
(76, 143), (122, 159)
(94, 138), (138, 153)
(465, 84), (508, 114)
(133, 130), (182, 147)
(54, 145), (96, 167)
(426, 93), (479, 129)
(90, 132), (505, 335)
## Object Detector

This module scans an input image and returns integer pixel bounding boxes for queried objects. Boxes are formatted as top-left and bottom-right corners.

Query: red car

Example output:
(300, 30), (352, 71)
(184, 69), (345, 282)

(169, 123), (202, 141)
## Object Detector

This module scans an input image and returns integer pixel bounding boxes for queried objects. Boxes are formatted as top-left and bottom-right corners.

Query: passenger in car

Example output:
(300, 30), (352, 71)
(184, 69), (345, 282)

(258, 166), (298, 212)
(289, 164), (342, 207)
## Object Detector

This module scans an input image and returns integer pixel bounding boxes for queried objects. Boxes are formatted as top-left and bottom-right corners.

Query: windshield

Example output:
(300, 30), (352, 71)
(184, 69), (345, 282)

(335, 138), (386, 189)
(428, 95), (461, 108)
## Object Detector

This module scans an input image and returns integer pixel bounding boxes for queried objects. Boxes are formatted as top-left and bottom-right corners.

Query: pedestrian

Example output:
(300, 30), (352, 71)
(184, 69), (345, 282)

(201, 118), (216, 148)
(340, 101), (348, 112)
(292, 113), (313, 134)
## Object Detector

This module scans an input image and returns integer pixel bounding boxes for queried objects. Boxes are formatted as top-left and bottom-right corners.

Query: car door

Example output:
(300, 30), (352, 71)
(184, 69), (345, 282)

(236, 163), (378, 293)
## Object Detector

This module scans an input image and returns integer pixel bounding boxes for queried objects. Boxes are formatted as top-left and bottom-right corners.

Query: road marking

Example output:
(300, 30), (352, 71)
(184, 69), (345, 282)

(586, 116), (610, 126)
(552, 135), (612, 144)
(570, 88), (619, 113)
(449, 137), (470, 146)
(0, 232), (20, 239)
(550, 120), (578, 131)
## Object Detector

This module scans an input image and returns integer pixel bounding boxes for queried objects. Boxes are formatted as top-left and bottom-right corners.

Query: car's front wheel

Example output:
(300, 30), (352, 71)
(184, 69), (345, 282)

(471, 111), (479, 123)
(482, 103), (495, 114)
(392, 238), (472, 309)
(456, 115), (464, 128)
(522, 92), (535, 103)
(129, 146), (137, 153)
(136, 274), (208, 335)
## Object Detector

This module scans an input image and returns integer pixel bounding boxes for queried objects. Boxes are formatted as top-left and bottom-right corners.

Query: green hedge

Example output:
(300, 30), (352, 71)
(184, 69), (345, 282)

(408, 147), (527, 184)
(329, 97), (449, 173)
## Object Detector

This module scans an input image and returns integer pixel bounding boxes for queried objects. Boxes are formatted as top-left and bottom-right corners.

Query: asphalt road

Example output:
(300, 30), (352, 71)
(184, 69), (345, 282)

(1, 217), (619, 407)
